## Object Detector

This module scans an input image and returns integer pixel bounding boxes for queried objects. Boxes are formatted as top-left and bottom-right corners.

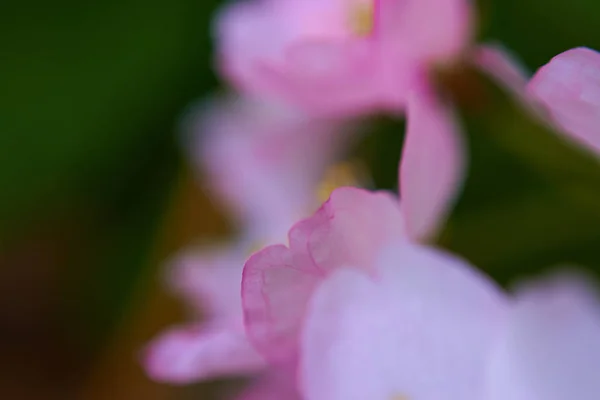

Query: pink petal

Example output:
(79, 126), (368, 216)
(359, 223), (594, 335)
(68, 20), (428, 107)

(191, 95), (345, 239)
(215, 0), (468, 115)
(242, 244), (322, 362)
(400, 91), (466, 241)
(527, 47), (600, 155)
(216, 0), (474, 115)
(234, 366), (301, 400)
(214, 0), (387, 116)
(301, 243), (508, 400)
(379, 0), (472, 62)
(486, 275), (600, 400)
(299, 267), (385, 400)
(242, 188), (407, 363)
(214, 0), (291, 97)
(166, 246), (247, 320)
(472, 43), (530, 99)
(143, 324), (265, 383)
(307, 187), (407, 272)
(257, 39), (393, 116)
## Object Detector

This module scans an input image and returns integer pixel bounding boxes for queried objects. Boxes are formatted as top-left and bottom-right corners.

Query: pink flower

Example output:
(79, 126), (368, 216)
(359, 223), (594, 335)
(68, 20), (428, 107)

(242, 187), (410, 364)
(399, 90), (465, 241)
(527, 47), (600, 155)
(473, 43), (531, 101)
(242, 185), (600, 399)
(485, 275), (600, 400)
(214, 0), (481, 238)
(215, 0), (473, 116)
(144, 96), (361, 385)
(213, 0), (476, 240)
(234, 364), (302, 400)
(475, 45), (600, 157)
(299, 243), (600, 400)
(300, 243), (508, 400)
(237, 91), (470, 363)
(190, 95), (349, 241)
(144, 246), (266, 383)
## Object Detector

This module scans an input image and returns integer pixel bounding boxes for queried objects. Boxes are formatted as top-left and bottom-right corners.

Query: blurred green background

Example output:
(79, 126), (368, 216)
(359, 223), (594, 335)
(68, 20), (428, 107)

(1, 0), (599, 398)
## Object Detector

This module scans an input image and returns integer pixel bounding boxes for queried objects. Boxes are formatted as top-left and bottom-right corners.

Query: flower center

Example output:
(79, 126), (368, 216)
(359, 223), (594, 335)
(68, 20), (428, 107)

(348, 0), (374, 36)
(246, 240), (268, 257)
(316, 161), (365, 202)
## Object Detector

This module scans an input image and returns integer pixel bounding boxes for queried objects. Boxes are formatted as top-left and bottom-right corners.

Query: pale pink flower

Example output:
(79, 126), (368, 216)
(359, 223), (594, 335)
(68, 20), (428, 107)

(242, 187), (409, 364)
(527, 47), (600, 155)
(242, 186), (600, 400)
(146, 250), (304, 400)
(399, 90), (465, 241)
(234, 364), (302, 400)
(236, 94), (471, 365)
(475, 45), (600, 157)
(215, 0), (475, 237)
(485, 275), (600, 400)
(215, 0), (473, 116)
(473, 44), (531, 99)
(300, 243), (508, 400)
(190, 95), (348, 241)
(144, 96), (357, 385)
(144, 245), (266, 383)
(299, 243), (600, 400)
(472, 43), (533, 114)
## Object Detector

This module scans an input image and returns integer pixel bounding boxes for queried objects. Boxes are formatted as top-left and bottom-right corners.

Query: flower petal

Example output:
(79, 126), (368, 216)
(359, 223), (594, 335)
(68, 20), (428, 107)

(473, 44), (530, 99)
(190, 95), (345, 239)
(486, 275), (600, 400)
(242, 244), (321, 362)
(234, 366), (301, 400)
(379, 0), (472, 62)
(260, 39), (392, 116)
(143, 324), (265, 383)
(527, 47), (600, 155)
(307, 187), (407, 272)
(242, 188), (407, 363)
(301, 243), (507, 400)
(400, 92), (466, 241)
(215, 0), (467, 115)
(167, 246), (247, 320)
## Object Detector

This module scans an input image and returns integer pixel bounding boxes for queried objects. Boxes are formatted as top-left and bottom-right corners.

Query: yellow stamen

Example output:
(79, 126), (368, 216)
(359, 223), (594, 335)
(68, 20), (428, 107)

(316, 161), (366, 203)
(246, 240), (267, 257)
(349, 0), (374, 36)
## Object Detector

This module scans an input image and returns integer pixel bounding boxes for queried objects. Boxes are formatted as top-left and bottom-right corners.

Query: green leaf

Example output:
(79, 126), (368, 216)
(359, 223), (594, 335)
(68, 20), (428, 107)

(439, 69), (600, 283)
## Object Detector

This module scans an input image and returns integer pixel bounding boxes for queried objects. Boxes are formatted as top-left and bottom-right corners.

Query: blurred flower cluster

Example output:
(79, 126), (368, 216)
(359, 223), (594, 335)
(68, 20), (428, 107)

(143, 0), (600, 398)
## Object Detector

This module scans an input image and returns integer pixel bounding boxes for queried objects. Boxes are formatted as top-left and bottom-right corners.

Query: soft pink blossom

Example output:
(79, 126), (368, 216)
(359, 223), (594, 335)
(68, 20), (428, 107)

(239, 99), (470, 360)
(527, 47), (600, 155)
(485, 275), (600, 400)
(475, 45), (600, 157)
(473, 44), (530, 100)
(233, 364), (302, 400)
(144, 96), (357, 385)
(300, 243), (508, 400)
(298, 243), (600, 400)
(215, 0), (473, 116)
(242, 187), (409, 363)
(191, 95), (348, 241)
(215, 0), (475, 236)
(144, 246), (266, 383)
(400, 90), (465, 241)
(235, 98), (470, 365)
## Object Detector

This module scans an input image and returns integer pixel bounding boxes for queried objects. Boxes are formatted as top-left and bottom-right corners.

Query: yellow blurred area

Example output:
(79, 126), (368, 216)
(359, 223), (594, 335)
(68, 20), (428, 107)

(80, 168), (229, 400)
